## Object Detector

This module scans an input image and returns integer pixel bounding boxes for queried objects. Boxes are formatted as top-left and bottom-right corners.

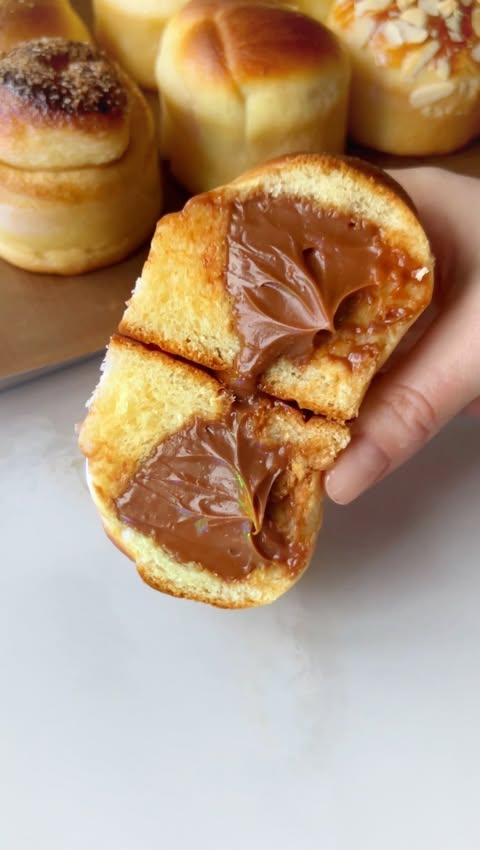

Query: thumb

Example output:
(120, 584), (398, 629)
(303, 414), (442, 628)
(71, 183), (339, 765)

(325, 299), (480, 505)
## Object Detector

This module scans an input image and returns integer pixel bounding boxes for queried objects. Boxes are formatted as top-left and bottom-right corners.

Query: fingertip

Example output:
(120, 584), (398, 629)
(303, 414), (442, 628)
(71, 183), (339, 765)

(325, 435), (391, 505)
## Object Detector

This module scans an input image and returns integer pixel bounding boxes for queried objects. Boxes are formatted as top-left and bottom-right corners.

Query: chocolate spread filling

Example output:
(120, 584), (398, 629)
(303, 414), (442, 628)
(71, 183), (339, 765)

(221, 196), (400, 394)
(116, 401), (304, 581)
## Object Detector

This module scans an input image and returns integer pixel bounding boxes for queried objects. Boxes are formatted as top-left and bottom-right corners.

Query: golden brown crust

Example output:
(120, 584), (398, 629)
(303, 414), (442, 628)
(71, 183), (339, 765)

(179, 0), (343, 83)
(0, 38), (132, 171)
(0, 0), (91, 53)
(156, 0), (350, 191)
(0, 39), (127, 129)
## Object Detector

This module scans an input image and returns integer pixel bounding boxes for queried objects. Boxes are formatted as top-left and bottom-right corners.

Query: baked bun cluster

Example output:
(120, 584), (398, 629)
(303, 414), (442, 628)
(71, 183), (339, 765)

(328, 0), (480, 154)
(79, 154), (434, 608)
(0, 38), (162, 274)
(0, 0), (90, 53)
(92, 0), (189, 90)
(155, 0), (350, 192)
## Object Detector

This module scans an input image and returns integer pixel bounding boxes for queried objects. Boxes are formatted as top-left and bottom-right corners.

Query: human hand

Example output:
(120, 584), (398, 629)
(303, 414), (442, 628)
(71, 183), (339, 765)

(326, 166), (480, 505)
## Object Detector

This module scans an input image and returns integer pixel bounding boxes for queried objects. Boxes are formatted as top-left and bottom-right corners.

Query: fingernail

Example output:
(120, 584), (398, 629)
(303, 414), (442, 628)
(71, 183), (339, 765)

(325, 435), (390, 505)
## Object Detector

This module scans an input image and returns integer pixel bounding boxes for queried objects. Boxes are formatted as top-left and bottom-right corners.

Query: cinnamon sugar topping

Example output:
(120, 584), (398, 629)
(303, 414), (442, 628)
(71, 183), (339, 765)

(0, 38), (127, 116)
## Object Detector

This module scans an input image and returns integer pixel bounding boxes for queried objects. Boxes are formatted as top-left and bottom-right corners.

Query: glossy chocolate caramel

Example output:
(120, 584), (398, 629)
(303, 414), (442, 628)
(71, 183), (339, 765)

(116, 400), (304, 581)
(222, 195), (418, 394)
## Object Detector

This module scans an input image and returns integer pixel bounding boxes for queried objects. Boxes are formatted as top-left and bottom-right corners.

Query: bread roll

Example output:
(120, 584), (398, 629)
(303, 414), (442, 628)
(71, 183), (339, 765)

(79, 154), (434, 608)
(80, 335), (349, 608)
(155, 0), (350, 193)
(120, 153), (434, 421)
(328, 0), (480, 155)
(0, 38), (162, 274)
(92, 0), (188, 89)
(0, 0), (91, 53)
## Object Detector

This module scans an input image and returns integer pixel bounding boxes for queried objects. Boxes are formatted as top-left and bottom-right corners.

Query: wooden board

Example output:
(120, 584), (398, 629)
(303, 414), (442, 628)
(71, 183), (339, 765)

(0, 0), (479, 388)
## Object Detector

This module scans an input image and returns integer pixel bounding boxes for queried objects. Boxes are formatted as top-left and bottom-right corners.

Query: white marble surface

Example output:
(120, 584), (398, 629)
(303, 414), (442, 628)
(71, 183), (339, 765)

(1, 358), (479, 850)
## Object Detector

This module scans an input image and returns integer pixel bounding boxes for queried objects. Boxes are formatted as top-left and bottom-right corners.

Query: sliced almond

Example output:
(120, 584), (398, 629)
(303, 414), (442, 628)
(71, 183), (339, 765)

(438, 0), (458, 16)
(383, 20), (405, 43)
(419, 0), (440, 14)
(445, 10), (463, 31)
(401, 39), (440, 76)
(400, 6), (427, 25)
(409, 79), (456, 106)
(472, 8), (480, 36)
(396, 0), (415, 8)
(414, 267), (429, 281)
(471, 42), (480, 62)
(351, 15), (377, 45)
(395, 18), (429, 41)
(460, 0), (472, 6)
(436, 56), (451, 78)
(355, 0), (391, 15)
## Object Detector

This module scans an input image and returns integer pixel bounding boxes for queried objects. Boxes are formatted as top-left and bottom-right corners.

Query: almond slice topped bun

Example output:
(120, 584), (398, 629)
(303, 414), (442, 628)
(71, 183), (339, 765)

(328, 0), (480, 155)
(79, 154), (434, 608)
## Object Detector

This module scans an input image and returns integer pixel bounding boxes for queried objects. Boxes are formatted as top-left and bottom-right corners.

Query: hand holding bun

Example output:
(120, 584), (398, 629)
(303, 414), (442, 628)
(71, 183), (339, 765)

(0, 38), (162, 274)
(80, 154), (434, 608)
(156, 0), (350, 192)
(327, 167), (480, 504)
(0, 0), (91, 53)
(328, 0), (480, 155)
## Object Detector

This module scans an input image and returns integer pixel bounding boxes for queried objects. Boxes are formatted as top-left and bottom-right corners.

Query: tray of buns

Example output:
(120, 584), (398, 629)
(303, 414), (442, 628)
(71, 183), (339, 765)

(0, 0), (478, 391)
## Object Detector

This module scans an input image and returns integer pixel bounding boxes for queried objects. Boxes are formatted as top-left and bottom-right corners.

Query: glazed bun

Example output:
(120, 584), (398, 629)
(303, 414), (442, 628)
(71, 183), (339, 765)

(92, 0), (188, 89)
(79, 154), (434, 608)
(328, 0), (480, 155)
(0, 0), (91, 53)
(0, 38), (162, 274)
(156, 0), (350, 193)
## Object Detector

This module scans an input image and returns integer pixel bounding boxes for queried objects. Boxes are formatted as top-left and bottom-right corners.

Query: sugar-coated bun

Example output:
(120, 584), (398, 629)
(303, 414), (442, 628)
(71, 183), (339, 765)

(93, 0), (188, 89)
(156, 0), (350, 192)
(0, 0), (91, 53)
(79, 154), (433, 608)
(0, 38), (162, 274)
(0, 39), (130, 169)
(328, 0), (480, 155)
